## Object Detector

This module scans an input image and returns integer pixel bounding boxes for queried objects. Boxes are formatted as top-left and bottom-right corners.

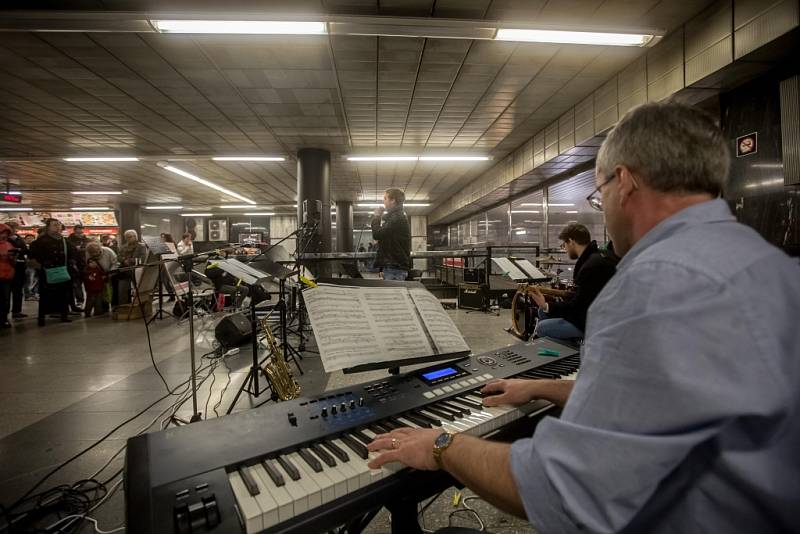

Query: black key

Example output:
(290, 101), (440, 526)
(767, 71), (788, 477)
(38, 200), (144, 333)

(238, 466), (261, 495)
(340, 434), (369, 460)
(402, 413), (432, 428)
(369, 422), (391, 435)
(322, 441), (350, 462)
(381, 419), (403, 430)
(452, 396), (482, 410)
(388, 416), (410, 428)
(297, 448), (323, 473)
(423, 406), (455, 422)
(432, 403), (463, 418)
(441, 400), (470, 415)
(276, 455), (301, 481)
(412, 410), (441, 427)
(311, 443), (336, 467)
(350, 429), (373, 446)
(261, 459), (286, 487)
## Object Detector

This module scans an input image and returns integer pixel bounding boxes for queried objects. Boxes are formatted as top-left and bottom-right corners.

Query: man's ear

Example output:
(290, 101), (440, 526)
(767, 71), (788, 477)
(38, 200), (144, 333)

(617, 165), (637, 206)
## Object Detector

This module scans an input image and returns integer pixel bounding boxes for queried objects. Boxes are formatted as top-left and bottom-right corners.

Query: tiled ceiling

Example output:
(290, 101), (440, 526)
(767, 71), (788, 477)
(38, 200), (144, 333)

(0, 0), (711, 212)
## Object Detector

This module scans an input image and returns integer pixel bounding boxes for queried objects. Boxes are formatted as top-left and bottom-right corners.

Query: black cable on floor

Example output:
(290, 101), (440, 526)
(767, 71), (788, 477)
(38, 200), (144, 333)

(131, 269), (173, 395)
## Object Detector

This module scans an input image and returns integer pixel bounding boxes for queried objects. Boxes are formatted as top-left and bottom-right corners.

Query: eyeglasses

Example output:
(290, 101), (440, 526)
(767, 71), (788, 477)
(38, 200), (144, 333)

(586, 172), (617, 212)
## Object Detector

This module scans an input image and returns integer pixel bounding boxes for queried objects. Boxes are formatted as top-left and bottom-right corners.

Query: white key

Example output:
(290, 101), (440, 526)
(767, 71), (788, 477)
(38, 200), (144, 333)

(250, 464), (294, 523)
(560, 371), (578, 381)
(297, 450), (337, 504)
(228, 470), (263, 534)
(323, 444), (361, 493)
(308, 447), (348, 499)
(361, 428), (404, 475)
(287, 452), (323, 510)
(332, 438), (373, 487)
(274, 458), (311, 515)
(244, 465), (281, 530)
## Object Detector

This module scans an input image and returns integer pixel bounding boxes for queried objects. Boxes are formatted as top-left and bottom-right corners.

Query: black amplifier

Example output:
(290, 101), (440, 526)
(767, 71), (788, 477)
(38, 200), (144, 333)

(458, 283), (487, 310)
(463, 267), (485, 284)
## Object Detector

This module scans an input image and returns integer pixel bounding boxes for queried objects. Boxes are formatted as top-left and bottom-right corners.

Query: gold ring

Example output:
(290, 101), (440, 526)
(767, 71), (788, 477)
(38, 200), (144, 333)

(391, 438), (399, 449)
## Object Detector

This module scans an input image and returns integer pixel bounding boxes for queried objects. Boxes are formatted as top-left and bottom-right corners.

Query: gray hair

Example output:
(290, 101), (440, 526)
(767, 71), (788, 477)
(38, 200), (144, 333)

(596, 102), (729, 196)
(123, 229), (138, 241)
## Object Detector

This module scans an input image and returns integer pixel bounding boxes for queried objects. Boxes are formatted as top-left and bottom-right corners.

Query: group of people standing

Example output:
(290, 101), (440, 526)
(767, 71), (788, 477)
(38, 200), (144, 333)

(0, 218), (152, 328)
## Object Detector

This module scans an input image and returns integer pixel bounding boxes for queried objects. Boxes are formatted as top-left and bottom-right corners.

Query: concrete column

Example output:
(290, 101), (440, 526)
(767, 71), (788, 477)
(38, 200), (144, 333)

(297, 148), (331, 276)
(335, 201), (353, 252)
(118, 202), (141, 237)
(410, 215), (428, 271)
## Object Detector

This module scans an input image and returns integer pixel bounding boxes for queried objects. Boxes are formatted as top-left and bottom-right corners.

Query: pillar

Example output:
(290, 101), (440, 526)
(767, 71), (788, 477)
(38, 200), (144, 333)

(335, 201), (353, 252)
(118, 202), (141, 237)
(297, 148), (331, 276)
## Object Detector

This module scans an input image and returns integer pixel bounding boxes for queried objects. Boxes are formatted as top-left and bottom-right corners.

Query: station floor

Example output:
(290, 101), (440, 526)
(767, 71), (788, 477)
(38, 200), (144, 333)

(1, 299), (537, 534)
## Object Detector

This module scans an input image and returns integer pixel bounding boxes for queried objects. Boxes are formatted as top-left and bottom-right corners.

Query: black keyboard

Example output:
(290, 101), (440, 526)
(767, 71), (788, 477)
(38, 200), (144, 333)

(125, 338), (579, 534)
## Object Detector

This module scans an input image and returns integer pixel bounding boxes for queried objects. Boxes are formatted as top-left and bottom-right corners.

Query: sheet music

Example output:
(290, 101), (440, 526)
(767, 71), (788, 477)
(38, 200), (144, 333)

(303, 284), (468, 373)
(409, 288), (470, 355)
(491, 257), (528, 280)
(514, 259), (549, 280)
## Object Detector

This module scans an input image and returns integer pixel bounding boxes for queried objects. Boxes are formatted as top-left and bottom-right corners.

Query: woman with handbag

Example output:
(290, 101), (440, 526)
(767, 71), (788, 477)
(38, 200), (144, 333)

(28, 219), (78, 326)
(0, 224), (17, 328)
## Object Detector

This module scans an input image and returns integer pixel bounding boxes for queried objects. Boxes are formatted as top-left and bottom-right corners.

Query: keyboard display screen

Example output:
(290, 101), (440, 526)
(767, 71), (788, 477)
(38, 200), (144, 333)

(421, 367), (458, 381)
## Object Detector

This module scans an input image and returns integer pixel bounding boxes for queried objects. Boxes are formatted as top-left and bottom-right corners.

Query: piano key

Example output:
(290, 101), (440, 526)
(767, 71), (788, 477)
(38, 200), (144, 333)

(430, 403), (463, 418)
(276, 455), (301, 481)
(361, 428), (405, 476)
(252, 463), (301, 520)
(380, 418), (403, 431)
(340, 434), (369, 460)
(239, 466), (261, 496)
(228, 470), (263, 533)
(369, 422), (392, 435)
(324, 447), (361, 493)
(332, 438), (374, 487)
(423, 406), (456, 421)
(441, 400), (471, 415)
(449, 396), (483, 411)
(297, 448), (323, 473)
(350, 429), (373, 446)
(410, 410), (441, 427)
(305, 447), (348, 498)
(286, 452), (323, 509)
(322, 440), (350, 463)
(310, 443), (336, 467)
(261, 459), (286, 487)
(388, 416), (411, 427)
(294, 452), (336, 504)
(402, 412), (432, 428)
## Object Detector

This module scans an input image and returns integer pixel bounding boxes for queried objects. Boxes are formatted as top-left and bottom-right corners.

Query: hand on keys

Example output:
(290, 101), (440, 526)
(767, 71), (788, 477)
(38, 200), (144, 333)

(367, 427), (442, 471)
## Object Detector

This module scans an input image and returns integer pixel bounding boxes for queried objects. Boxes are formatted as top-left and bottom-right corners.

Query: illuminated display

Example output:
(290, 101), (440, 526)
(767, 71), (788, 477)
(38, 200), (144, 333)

(422, 367), (458, 381)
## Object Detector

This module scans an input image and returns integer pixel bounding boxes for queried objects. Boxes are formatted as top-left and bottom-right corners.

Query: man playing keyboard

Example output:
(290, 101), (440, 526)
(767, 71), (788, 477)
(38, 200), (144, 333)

(368, 102), (800, 533)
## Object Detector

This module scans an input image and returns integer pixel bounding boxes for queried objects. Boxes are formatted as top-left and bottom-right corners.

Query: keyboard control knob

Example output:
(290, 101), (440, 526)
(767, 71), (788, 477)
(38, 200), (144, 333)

(358, 397), (364, 407)
(340, 402), (347, 412)
(321, 407), (328, 417)
(331, 405), (337, 415)
(349, 400), (356, 409)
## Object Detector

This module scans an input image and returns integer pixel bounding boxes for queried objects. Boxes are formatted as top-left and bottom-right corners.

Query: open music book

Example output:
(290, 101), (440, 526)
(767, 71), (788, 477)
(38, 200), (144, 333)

(303, 283), (470, 373)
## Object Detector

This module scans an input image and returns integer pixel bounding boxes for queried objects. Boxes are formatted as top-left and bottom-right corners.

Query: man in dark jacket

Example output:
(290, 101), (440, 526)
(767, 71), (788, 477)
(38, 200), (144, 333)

(5, 221), (28, 319)
(529, 223), (617, 341)
(371, 188), (411, 280)
(29, 218), (79, 325)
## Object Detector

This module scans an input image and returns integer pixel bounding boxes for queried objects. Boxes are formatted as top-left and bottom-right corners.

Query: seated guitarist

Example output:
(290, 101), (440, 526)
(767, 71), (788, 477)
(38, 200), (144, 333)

(529, 223), (617, 341)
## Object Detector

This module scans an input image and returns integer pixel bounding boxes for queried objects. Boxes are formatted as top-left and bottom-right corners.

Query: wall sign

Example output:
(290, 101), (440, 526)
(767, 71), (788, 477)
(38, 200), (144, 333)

(1, 193), (22, 203)
(736, 132), (757, 157)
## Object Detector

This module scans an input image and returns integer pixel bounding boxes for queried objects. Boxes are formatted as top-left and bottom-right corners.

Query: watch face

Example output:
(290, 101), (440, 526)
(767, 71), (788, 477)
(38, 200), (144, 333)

(435, 432), (451, 448)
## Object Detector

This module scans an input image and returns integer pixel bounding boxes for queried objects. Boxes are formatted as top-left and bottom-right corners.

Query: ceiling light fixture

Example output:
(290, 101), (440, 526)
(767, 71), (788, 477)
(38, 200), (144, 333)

(418, 156), (490, 161)
(547, 203), (575, 207)
(219, 205), (265, 209)
(151, 20), (326, 35)
(70, 207), (110, 211)
(157, 162), (256, 205)
(212, 156), (286, 162)
(356, 202), (430, 207)
(495, 28), (655, 47)
(181, 213), (213, 217)
(63, 157), (139, 162)
(0, 207), (33, 211)
(146, 206), (183, 210)
(71, 191), (123, 195)
(243, 212), (276, 216)
(347, 156), (418, 162)
(565, 210), (579, 213)
(511, 210), (540, 213)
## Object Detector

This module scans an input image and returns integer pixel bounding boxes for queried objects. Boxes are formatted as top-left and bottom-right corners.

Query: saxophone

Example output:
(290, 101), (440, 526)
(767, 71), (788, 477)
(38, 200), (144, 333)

(259, 318), (301, 401)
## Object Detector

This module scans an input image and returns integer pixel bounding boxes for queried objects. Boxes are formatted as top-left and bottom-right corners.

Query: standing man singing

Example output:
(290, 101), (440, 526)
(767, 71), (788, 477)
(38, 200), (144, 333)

(371, 188), (411, 281)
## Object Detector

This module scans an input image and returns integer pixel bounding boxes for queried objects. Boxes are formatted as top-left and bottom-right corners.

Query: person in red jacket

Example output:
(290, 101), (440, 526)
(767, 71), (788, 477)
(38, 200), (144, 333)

(0, 224), (18, 327)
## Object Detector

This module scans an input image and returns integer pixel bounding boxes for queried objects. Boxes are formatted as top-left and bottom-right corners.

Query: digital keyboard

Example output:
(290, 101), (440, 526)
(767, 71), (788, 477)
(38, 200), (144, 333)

(125, 338), (579, 534)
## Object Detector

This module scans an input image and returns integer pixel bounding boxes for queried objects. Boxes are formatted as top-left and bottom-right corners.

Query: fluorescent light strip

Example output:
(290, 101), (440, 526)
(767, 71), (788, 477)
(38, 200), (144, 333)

(70, 207), (110, 211)
(348, 156), (418, 162)
(356, 203), (430, 207)
(63, 157), (139, 162)
(511, 210), (540, 213)
(565, 210), (579, 213)
(145, 206), (183, 210)
(244, 212), (275, 216)
(181, 213), (212, 217)
(219, 205), (265, 209)
(495, 28), (654, 47)
(419, 156), (490, 161)
(71, 191), (123, 195)
(160, 164), (256, 205)
(547, 203), (575, 207)
(2, 191), (21, 195)
(212, 156), (286, 162)
(0, 207), (33, 211)
(151, 20), (326, 35)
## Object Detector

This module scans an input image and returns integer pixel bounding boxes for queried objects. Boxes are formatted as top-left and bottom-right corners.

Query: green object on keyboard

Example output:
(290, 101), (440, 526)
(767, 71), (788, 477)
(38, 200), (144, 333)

(537, 349), (561, 357)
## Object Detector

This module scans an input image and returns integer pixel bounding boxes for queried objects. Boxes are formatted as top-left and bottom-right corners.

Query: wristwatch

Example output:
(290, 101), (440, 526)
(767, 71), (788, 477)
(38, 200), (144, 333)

(432, 432), (455, 470)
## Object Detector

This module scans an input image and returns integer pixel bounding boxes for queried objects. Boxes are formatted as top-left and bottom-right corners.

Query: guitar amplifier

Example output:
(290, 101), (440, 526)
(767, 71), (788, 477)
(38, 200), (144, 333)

(458, 283), (487, 310)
